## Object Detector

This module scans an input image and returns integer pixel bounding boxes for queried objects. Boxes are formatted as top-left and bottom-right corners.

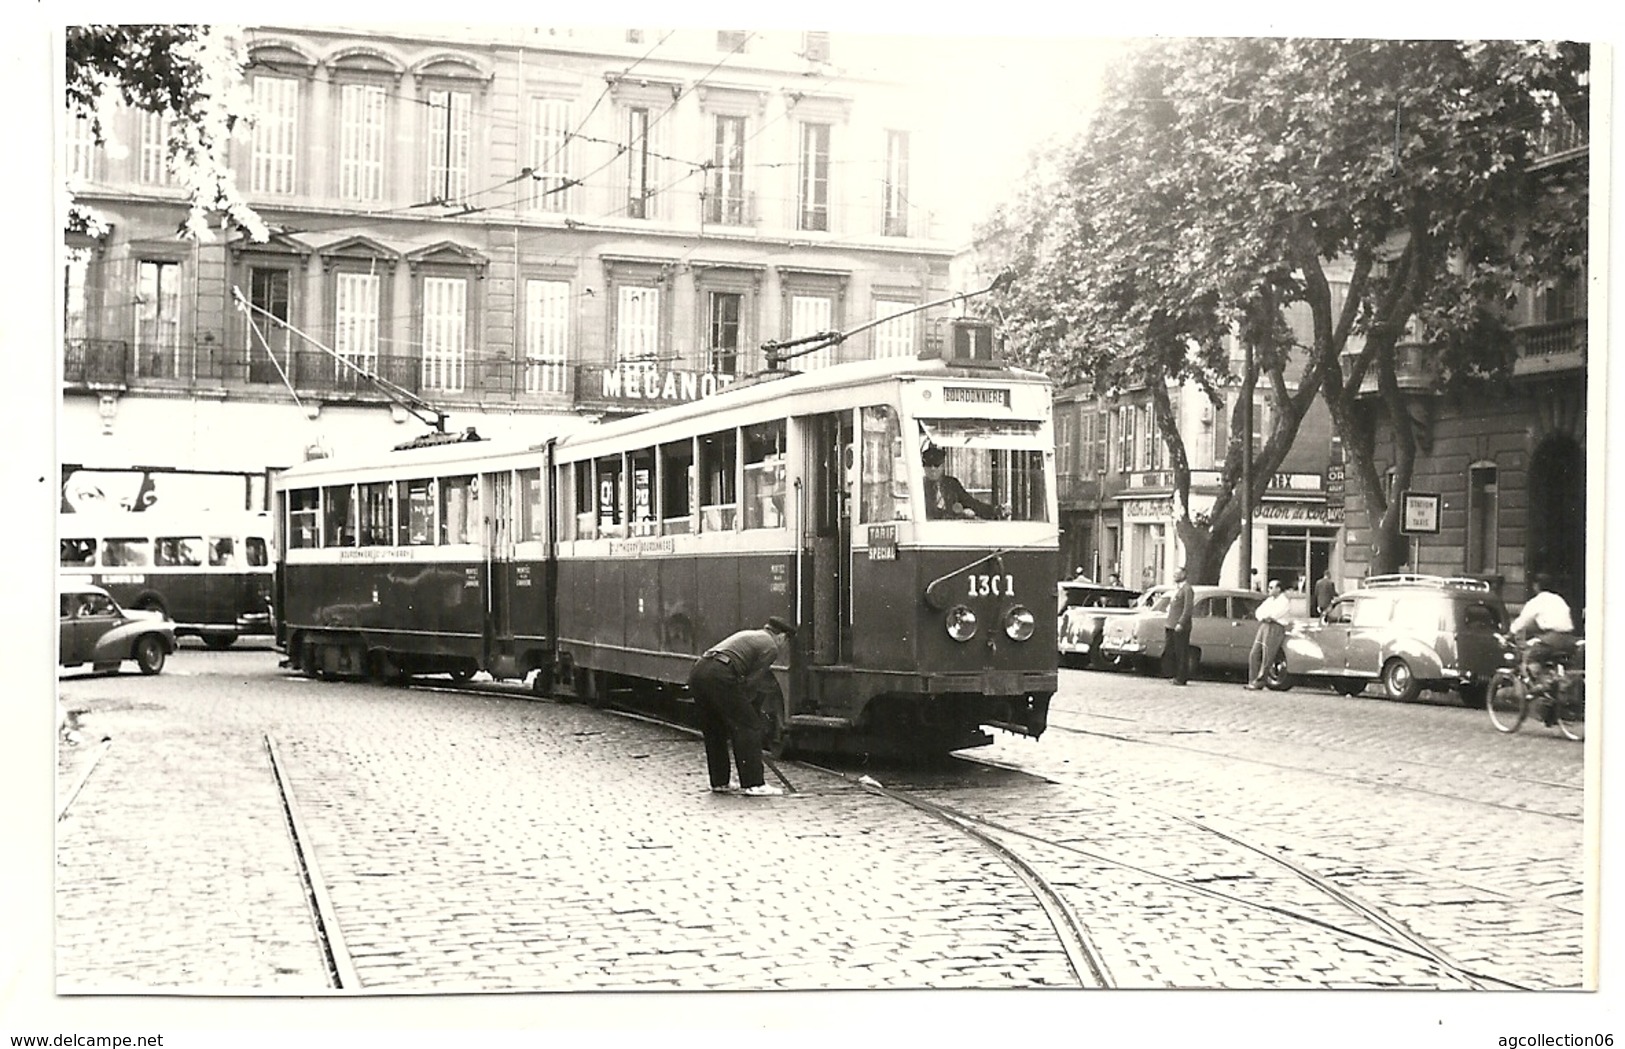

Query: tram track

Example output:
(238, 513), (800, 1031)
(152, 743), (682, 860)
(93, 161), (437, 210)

(265, 734), (360, 991)
(1043, 710), (1585, 824)
(280, 673), (1566, 989)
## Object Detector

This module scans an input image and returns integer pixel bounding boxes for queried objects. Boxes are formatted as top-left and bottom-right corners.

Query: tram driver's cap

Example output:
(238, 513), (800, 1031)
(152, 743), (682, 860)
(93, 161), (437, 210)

(921, 446), (946, 467)
(765, 616), (798, 637)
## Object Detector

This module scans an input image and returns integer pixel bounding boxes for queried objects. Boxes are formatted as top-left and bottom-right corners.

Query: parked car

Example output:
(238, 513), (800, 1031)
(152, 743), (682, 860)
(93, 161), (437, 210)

(1097, 586), (1267, 678)
(1272, 574), (1508, 705)
(59, 582), (177, 675)
(1056, 580), (1142, 668)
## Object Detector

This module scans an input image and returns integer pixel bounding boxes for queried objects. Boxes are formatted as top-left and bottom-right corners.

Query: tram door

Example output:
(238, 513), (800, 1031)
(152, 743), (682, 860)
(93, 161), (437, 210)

(484, 470), (512, 655)
(802, 412), (853, 665)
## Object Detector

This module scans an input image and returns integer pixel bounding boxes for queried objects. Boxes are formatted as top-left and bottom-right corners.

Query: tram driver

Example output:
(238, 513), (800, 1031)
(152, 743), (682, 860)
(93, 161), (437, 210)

(921, 446), (1007, 520)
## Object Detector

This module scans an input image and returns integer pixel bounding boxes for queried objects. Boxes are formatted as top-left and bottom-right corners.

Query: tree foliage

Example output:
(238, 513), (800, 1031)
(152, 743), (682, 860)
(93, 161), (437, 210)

(979, 37), (1588, 580)
(65, 24), (267, 241)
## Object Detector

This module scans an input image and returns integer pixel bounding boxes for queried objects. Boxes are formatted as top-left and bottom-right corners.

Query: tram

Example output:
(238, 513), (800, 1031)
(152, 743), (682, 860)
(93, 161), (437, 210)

(273, 351), (1059, 756)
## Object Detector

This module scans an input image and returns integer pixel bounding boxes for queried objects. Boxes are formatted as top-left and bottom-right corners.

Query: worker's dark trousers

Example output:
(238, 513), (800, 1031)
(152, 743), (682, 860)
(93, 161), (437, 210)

(688, 657), (766, 789)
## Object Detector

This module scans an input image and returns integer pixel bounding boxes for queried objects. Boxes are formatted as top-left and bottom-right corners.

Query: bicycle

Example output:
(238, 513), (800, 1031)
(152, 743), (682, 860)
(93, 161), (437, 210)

(1485, 636), (1584, 740)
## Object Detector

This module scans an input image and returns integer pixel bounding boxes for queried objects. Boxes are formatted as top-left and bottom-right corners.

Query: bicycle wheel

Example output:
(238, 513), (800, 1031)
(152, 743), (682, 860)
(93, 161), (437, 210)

(1486, 671), (1527, 733)
(1555, 676), (1585, 742)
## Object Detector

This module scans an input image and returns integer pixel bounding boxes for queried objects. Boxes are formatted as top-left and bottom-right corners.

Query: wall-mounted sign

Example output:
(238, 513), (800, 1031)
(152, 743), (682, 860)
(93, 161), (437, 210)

(1401, 491), (1441, 535)
(576, 364), (737, 411)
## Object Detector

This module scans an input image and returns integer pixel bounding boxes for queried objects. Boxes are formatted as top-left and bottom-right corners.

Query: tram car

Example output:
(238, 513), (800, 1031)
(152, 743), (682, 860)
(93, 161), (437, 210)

(273, 352), (1059, 756)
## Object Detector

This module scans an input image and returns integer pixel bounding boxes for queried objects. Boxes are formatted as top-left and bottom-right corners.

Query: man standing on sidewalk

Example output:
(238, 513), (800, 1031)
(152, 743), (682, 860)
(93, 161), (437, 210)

(687, 616), (797, 796)
(1245, 579), (1291, 690)
(1165, 566), (1194, 686)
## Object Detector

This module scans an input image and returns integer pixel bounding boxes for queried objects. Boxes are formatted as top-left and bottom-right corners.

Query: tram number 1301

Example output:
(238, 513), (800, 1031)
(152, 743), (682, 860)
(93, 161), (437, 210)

(967, 574), (1016, 597)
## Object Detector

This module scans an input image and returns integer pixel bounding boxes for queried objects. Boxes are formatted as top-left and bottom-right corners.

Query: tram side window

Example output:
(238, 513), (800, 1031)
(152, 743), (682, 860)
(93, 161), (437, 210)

(518, 468), (546, 542)
(156, 535), (206, 567)
(245, 537), (268, 566)
(61, 538), (97, 566)
(358, 482), (394, 546)
(742, 420), (786, 530)
(397, 479), (436, 545)
(208, 537), (235, 566)
(629, 448), (656, 536)
(596, 456), (626, 538)
(860, 405), (907, 523)
(660, 439), (694, 535)
(698, 430), (737, 532)
(288, 489), (320, 548)
(323, 484), (357, 546)
(566, 462), (593, 541)
(102, 537), (152, 567)
(440, 475), (476, 545)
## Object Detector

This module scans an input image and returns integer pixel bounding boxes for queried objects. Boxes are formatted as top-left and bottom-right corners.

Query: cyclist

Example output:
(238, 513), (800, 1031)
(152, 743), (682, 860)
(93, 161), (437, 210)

(1508, 573), (1577, 724)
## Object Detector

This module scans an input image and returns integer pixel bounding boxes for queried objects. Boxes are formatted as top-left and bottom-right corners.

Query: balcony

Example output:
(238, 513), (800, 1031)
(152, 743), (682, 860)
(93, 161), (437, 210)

(1513, 317), (1587, 376)
(63, 339), (581, 407)
(1343, 340), (1441, 398)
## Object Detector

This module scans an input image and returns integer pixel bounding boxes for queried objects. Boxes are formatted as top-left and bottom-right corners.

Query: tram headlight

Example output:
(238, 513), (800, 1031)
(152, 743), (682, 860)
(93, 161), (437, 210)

(946, 605), (978, 642)
(1004, 605), (1036, 641)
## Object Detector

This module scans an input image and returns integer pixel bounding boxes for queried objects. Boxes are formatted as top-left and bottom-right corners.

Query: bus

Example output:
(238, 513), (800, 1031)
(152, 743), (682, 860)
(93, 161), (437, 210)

(58, 511), (275, 647)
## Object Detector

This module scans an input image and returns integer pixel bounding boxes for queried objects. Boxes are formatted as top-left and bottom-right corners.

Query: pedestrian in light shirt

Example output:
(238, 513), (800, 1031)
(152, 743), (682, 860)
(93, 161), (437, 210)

(1164, 567), (1194, 686)
(1245, 579), (1291, 690)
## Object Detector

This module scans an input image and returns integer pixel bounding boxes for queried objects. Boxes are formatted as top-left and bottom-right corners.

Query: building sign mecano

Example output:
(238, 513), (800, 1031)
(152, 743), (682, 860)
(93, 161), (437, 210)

(576, 364), (737, 411)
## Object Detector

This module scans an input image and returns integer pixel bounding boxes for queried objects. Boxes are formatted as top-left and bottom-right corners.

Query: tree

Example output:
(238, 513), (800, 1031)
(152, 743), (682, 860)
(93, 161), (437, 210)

(979, 40), (1330, 584)
(65, 24), (267, 241)
(981, 37), (1588, 580)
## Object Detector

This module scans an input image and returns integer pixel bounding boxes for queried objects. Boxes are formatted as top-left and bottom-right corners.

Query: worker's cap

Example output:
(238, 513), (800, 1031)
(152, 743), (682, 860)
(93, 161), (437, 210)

(765, 616), (799, 636)
(921, 446), (946, 466)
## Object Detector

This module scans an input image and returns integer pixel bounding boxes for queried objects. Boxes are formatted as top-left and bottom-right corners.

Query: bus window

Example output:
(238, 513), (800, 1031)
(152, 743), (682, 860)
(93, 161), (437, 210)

(102, 537), (152, 566)
(245, 536), (268, 567)
(359, 481), (394, 546)
(595, 455), (625, 538)
(698, 430), (737, 532)
(61, 537), (96, 566)
(630, 448), (656, 536)
(660, 439), (693, 535)
(156, 536), (206, 567)
(518, 467), (545, 542)
(398, 479), (435, 545)
(440, 475), (476, 545)
(860, 405), (906, 523)
(289, 489), (319, 548)
(742, 421), (786, 530)
(323, 484), (356, 547)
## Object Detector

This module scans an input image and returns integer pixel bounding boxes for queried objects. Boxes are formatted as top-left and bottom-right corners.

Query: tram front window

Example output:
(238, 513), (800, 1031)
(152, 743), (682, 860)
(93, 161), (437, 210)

(914, 421), (1048, 523)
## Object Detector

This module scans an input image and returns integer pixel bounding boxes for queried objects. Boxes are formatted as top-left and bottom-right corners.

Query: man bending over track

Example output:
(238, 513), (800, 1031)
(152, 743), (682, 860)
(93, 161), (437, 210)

(687, 616), (797, 796)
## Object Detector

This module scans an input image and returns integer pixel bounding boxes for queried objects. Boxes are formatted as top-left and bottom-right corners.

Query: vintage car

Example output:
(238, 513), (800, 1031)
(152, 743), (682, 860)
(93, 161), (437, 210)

(1272, 574), (1508, 705)
(1056, 580), (1142, 668)
(59, 582), (178, 675)
(1097, 585), (1267, 677)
